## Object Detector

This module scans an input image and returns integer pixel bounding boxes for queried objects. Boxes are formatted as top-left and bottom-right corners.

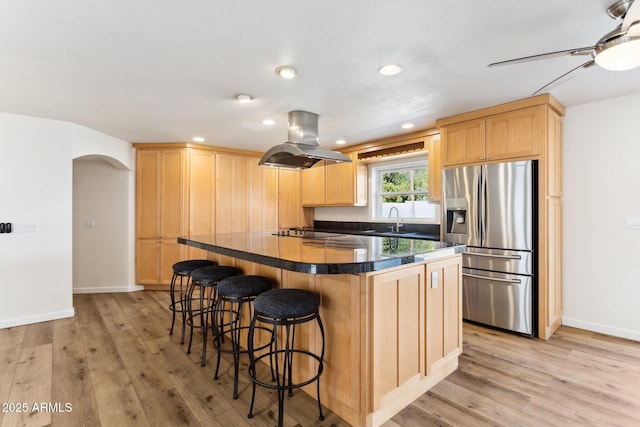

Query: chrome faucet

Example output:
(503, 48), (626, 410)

(388, 206), (403, 233)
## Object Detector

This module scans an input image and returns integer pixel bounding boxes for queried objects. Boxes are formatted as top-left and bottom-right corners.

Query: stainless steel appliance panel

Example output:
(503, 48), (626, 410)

(482, 161), (533, 251)
(442, 165), (480, 247)
(463, 248), (533, 276)
(462, 268), (533, 335)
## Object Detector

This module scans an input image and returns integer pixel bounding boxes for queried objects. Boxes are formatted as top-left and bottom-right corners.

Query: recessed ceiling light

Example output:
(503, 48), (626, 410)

(235, 93), (253, 103)
(262, 119), (276, 126)
(401, 122), (415, 129)
(192, 136), (205, 142)
(335, 139), (346, 145)
(275, 65), (297, 79)
(378, 64), (402, 76)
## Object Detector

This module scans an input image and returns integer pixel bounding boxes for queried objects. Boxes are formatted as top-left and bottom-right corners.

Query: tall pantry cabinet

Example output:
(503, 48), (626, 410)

(436, 94), (564, 340)
(135, 147), (188, 289)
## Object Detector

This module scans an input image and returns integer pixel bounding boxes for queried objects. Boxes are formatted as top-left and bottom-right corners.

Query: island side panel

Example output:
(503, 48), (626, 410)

(281, 270), (364, 427)
(365, 254), (462, 427)
(316, 273), (363, 427)
(426, 255), (463, 376)
(366, 264), (425, 423)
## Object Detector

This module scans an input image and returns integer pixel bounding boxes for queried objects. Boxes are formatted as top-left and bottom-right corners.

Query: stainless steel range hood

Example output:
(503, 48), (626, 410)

(258, 110), (352, 169)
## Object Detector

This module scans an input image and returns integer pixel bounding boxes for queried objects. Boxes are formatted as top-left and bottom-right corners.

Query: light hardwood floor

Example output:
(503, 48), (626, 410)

(1, 291), (639, 427)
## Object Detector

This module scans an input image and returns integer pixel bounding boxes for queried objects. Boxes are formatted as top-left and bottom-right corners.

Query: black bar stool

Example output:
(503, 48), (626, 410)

(186, 265), (241, 366)
(169, 259), (216, 344)
(212, 275), (273, 399)
(247, 288), (325, 427)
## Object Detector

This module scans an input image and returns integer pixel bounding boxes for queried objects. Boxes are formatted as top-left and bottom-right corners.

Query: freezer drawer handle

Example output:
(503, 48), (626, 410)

(466, 252), (522, 260)
(463, 272), (522, 284)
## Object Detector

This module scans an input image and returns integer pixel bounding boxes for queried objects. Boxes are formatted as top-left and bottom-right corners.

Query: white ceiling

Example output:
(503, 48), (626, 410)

(2, 0), (640, 152)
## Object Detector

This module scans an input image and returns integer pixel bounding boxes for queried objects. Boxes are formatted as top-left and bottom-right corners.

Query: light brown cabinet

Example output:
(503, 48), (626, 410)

(436, 94), (565, 339)
(301, 161), (326, 206)
(277, 168), (311, 229)
(301, 153), (367, 207)
(135, 148), (187, 287)
(427, 137), (442, 202)
(135, 144), (292, 289)
(441, 106), (541, 167)
(425, 256), (462, 375)
(326, 153), (368, 206)
(215, 152), (279, 233)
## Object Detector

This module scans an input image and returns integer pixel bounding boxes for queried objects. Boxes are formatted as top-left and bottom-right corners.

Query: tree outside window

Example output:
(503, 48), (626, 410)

(378, 165), (431, 218)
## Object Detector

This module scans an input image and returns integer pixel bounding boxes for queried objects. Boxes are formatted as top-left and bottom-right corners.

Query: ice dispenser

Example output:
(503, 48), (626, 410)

(445, 198), (467, 234)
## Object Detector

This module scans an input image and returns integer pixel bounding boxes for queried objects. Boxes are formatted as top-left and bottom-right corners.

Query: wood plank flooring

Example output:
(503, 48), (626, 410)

(1, 291), (639, 427)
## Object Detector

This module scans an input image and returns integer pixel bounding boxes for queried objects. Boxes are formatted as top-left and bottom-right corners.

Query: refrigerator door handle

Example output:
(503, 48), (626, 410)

(475, 167), (482, 242)
(467, 252), (522, 260)
(481, 164), (487, 244)
(462, 272), (522, 284)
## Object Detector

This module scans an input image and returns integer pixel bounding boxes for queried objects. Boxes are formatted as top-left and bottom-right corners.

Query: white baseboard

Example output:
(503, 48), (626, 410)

(0, 308), (75, 329)
(73, 285), (144, 294)
(562, 316), (640, 342)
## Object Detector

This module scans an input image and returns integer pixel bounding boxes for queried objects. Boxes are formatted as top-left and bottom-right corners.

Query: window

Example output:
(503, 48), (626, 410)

(370, 157), (437, 221)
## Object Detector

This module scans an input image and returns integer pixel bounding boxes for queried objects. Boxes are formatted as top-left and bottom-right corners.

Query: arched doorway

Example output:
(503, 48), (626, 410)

(72, 155), (139, 293)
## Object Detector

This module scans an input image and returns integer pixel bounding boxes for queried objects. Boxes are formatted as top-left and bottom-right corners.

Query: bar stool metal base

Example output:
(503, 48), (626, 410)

(169, 259), (216, 344)
(185, 265), (241, 366)
(212, 275), (273, 399)
(247, 288), (325, 427)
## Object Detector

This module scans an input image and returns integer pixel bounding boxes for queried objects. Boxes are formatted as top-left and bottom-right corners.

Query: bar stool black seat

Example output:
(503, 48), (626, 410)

(212, 275), (273, 399)
(169, 259), (216, 344)
(186, 265), (241, 366)
(247, 288), (325, 427)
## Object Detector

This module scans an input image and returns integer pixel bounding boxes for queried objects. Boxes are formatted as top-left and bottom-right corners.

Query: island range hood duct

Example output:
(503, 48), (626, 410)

(258, 110), (352, 169)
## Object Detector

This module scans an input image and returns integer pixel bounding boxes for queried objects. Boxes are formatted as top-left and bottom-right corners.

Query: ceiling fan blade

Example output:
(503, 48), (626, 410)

(532, 60), (596, 95)
(622, 0), (640, 32)
(488, 46), (594, 67)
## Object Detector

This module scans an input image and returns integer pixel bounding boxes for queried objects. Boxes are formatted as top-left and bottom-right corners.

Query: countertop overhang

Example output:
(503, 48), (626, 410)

(179, 232), (465, 274)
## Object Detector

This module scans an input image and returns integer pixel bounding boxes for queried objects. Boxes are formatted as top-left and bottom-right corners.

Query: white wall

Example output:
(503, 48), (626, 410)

(0, 112), (135, 328)
(563, 92), (640, 341)
(0, 112), (75, 327)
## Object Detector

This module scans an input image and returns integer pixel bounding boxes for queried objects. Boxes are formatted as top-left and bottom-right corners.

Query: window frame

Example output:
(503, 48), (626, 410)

(369, 156), (435, 222)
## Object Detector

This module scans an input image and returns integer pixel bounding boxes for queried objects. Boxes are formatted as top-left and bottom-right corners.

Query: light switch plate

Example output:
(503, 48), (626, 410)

(13, 222), (40, 233)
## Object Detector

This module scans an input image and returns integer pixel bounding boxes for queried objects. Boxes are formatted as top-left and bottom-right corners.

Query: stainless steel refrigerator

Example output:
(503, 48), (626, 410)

(442, 160), (536, 336)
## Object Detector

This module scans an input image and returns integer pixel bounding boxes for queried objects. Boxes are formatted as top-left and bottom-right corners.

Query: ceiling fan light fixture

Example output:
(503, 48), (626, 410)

(595, 36), (640, 70)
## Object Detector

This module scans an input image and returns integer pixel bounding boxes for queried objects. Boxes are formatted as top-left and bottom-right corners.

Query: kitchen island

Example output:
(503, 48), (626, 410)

(179, 232), (464, 427)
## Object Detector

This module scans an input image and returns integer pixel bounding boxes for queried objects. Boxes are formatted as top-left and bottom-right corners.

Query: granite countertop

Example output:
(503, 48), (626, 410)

(179, 231), (465, 274)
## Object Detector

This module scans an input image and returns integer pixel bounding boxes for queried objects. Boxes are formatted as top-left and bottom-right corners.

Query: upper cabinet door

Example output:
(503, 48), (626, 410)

(326, 155), (359, 205)
(301, 161), (326, 206)
(159, 150), (186, 238)
(485, 106), (541, 161)
(136, 149), (185, 239)
(441, 119), (486, 167)
(137, 150), (161, 238)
